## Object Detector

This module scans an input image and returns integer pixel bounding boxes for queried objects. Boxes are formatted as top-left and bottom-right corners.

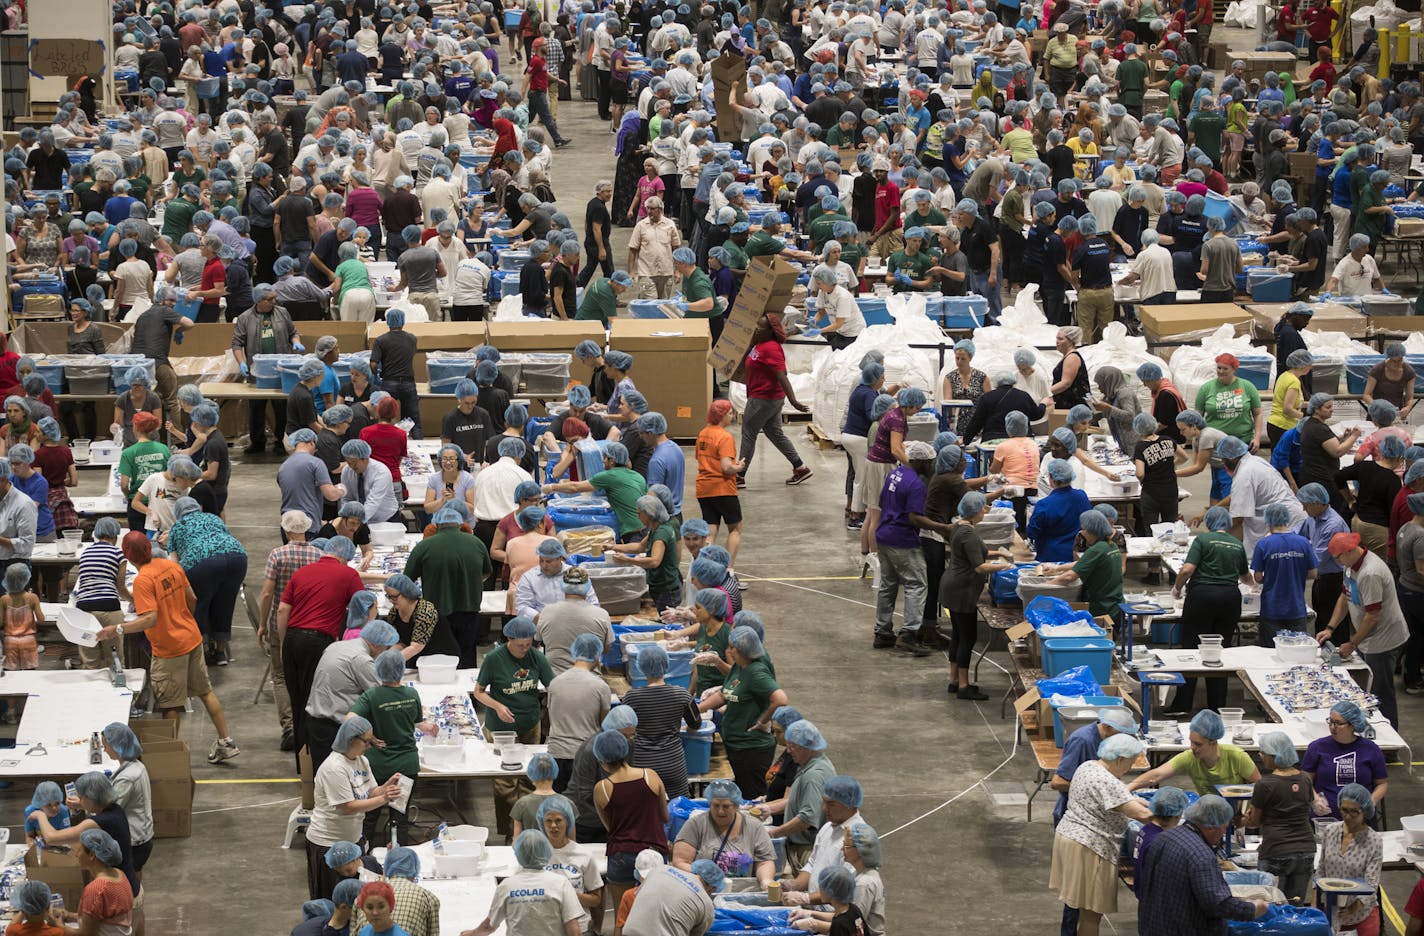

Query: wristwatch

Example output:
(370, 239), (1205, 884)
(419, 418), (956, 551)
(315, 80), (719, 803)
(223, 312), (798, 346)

(117, 623), (125, 638)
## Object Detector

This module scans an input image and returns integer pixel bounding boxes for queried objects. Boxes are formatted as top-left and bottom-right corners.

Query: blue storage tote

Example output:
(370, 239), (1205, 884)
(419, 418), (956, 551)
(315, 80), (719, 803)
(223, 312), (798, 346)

(681, 721), (716, 775)
(628, 299), (675, 319)
(1050, 695), (1127, 747)
(278, 358), (313, 393)
(1040, 637), (1115, 684)
(489, 269), (520, 302)
(605, 622), (663, 667)
(1345, 354), (1384, 394)
(105, 356), (154, 393)
(938, 295), (989, 329)
(252, 354), (301, 390)
(1247, 269), (1292, 303)
(1201, 192), (1239, 233)
(1234, 353), (1274, 390)
(498, 249), (531, 271)
(428, 356), (479, 394)
(857, 297), (890, 326)
(1408, 355), (1424, 394)
(625, 642), (694, 689)
(31, 362), (66, 393)
(11, 276), (65, 311)
(1150, 618), (1181, 645)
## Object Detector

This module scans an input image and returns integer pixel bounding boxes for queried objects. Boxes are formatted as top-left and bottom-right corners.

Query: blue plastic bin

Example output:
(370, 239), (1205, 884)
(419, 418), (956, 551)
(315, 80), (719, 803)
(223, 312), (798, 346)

(1149, 618), (1181, 645)
(625, 642), (694, 689)
(681, 722), (716, 775)
(1234, 353), (1274, 390)
(546, 495), (619, 532)
(1408, 355), (1424, 394)
(939, 295), (989, 329)
(605, 622), (663, 667)
(857, 297), (890, 325)
(1040, 638), (1115, 683)
(31, 362), (65, 393)
(1200, 192), (1239, 234)
(428, 357), (479, 395)
(252, 354), (301, 390)
(1247, 270), (1293, 303)
(1345, 354), (1385, 394)
(278, 358), (308, 393)
(628, 299), (675, 319)
(1050, 695), (1127, 747)
(104, 356), (154, 393)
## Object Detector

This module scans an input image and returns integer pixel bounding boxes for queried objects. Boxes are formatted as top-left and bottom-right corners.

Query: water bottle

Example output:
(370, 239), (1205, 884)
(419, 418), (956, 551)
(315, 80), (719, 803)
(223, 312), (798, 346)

(89, 731), (102, 765)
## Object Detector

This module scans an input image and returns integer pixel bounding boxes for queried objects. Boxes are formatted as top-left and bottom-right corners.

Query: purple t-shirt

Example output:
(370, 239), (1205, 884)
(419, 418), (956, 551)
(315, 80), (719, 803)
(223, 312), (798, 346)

(876, 465), (926, 550)
(867, 407), (907, 464)
(1301, 736), (1388, 817)
(1132, 822), (1164, 897)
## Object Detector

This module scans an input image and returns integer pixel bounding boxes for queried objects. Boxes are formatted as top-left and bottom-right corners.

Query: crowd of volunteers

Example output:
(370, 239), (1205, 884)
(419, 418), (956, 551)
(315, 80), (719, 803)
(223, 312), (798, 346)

(4, 0), (1424, 928)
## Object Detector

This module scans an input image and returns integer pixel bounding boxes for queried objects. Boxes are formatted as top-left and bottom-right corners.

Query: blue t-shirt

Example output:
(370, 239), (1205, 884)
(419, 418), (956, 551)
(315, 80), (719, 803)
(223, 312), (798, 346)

(1316, 137), (1336, 178)
(1053, 722), (1100, 821)
(646, 440), (685, 514)
(445, 75), (474, 104)
(318, 365), (340, 416)
(876, 465), (927, 550)
(842, 383), (879, 438)
(1251, 532), (1317, 619)
(1258, 87), (1285, 107)
(1332, 167), (1353, 208)
(24, 803), (70, 836)
(1270, 426), (1302, 477)
(1027, 486), (1093, 562)
(907, 105), (932, 139)
(941, 138), (968, 186)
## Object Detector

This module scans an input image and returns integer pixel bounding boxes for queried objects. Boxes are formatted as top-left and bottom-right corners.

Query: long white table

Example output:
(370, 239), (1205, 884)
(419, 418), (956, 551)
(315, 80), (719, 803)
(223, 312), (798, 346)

(1131, 646), (1370, 681)
(0, 668), (149, 779)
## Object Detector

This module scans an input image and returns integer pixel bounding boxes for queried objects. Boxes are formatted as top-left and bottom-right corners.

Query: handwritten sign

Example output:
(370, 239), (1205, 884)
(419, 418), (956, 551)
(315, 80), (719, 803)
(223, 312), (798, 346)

(30, 39), (105, 78)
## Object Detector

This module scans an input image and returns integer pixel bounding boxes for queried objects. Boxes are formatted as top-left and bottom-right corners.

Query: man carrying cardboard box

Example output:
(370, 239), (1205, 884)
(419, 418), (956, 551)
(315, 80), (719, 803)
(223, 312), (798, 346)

(740, 314), (812, 488)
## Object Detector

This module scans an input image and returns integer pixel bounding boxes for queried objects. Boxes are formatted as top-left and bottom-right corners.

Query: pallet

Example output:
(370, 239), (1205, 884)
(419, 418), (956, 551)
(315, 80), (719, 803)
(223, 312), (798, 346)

(806, 421), (840, 451)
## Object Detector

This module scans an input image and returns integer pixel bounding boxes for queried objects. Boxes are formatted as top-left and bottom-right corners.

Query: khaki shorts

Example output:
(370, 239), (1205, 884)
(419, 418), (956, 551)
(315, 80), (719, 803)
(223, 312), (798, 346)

(150, 645), (212, 709)
(861, 458), (893, 510)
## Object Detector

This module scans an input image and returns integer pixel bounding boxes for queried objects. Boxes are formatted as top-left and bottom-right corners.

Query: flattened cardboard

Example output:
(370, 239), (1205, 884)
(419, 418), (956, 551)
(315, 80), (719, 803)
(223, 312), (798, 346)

(145, 739), (194, 839)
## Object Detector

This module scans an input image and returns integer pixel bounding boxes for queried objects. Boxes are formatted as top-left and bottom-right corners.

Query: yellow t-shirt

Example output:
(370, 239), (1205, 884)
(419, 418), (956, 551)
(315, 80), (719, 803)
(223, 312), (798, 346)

(1068, 138), (1100, 157)
(1268, 371), (1303, 431)
(1168, 743), (1257, 795)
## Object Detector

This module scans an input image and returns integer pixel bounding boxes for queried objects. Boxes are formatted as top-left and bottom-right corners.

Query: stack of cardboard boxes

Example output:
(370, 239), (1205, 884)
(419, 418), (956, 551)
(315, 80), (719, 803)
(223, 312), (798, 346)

(707, 257), (800, 381)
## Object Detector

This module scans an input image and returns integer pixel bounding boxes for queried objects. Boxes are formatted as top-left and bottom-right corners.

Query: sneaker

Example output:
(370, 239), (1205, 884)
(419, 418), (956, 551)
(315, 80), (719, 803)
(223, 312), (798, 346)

(845, 517), (863, 530)
(555, 139), (570, 148)
(956, 686), (990, 701)
(1406, 683), (1424, 696)
(786, 466), (813, 485)
(207, 738), (241, 764)
(895, 633), (932, 657)
(736, 475), (747, 489)
(279, 730), (296, 752)
(872, 633), (896, 649)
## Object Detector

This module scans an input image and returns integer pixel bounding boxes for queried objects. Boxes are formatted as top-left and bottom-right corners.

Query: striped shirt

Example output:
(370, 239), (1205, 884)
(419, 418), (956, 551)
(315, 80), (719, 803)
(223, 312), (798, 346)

(74, 541), (124, 604)
(620, 683), (702, 800)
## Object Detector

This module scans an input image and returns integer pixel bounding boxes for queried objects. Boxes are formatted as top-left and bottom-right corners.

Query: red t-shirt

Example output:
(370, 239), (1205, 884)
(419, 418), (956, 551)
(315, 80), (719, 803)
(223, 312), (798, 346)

(1304, 6), (1337, 41)
(744, 340), (787, 400)
(32, 442), (74, 491)
(359, 422), (408, 484)
(1404, 878), (1424, 922)
(200, 256), (226, 309)
(78, 877), (132, 929)
(1309, 61), (1337, 87)
(280, 555), (365, 639)
(526, 55), (550, 93)
(873, 181), (902, 232)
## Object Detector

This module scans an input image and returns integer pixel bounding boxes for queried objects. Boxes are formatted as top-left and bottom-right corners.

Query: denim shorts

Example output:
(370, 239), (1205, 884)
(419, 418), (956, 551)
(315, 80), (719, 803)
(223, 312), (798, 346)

(607, 849), (640, 883)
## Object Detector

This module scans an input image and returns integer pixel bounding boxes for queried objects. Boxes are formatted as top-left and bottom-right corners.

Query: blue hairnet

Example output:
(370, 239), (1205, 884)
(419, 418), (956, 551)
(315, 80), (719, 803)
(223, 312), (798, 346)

(535, 794), (578, 830)
(1332, 700), (1368, 733)
(1150, 787), (1189, 817)
(567, 384), (592, 408)
(681, 518), (711, 537)
(1214, 435), (1249, 460)
(1184, 794), (1237, 828)
(1136, 362), (1163, 381)
(333, 715), (373, 753)
(346, 591), (377, 633)
(526, 752), (559, 783)
(897, 386), (927, 410)
(729, 625), (765, 660)
(383, 846), (420, 880)
(846, 823), (882, 867)
(605, 350), (634, 371)
(341, 438), (372, 460)
(29, 781), (63, 809)
(537, 539), (567, 559)
(1046, 458), (1075, 484)
(1080, 509), (1113, 539)
(1099, 708), (1139, 733)
(513, 829), (554, 869)
(1203, 505), (1232, 532)
(818, 866), (856, 904)
(603, 706), (638, 730)
(694, 587), (729, 618)
(303, 899), (335, 921)
(1189, 708), (1225, 741)
(1338, 782), (1375, 818)
(771, 705), (803, 730)
(503, 615), (537, 639)
(1264, 503), (1294, 528)
(690, 859), (726, 892)
(1098, 733), (1145, 760)
(385, 573), (421, 600)
(604, 442), (630, 466)
(637, 644), (670, 679)
(786, 719), (827, 751)
(570, 633), (604, 664)
(869, 394), (896, 422)
(1067, 404), (1094, 425)
(1006, 411), (1030, 437)
(1297, 482), (1330, 505)
(13, 881), (53, 916)
(74, 772), (114, 808)
(592, 729), (630, 763)
(361, 619), (398, 648)
(1176, 410), (1207, 429)
(332, 879), (362, 907)
(1051, 427), (1078, 455)
(1257, 731), (1298, 767)
(101, 722), (142, 761)
(1380, 435), (1408, 460)
(824, 775), (863, 807)
(498, 437), (526, 459)
(79, 829), (122, 866)
(374, 648), (406, 683)
(1133, 412), (1159, 437)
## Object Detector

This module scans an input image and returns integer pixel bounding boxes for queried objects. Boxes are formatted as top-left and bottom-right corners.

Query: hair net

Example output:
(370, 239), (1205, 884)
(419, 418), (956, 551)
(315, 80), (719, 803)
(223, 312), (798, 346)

(729, 625), (765, 660)
(1183, 794), (1235, 828)
(1367, 400), (1399, 426)
(1257, 730), (1299, 766)
(535, 794), (578, 832)
(503, 615), (538, 640)
(1337, 783), (1375, 819)
(12, 881), (53, 916)
(824, 775), (863, 807)
(1189, 708), (1225, 741)
(1046, 458), (1075, 484)
(333, 715), (373, 753)
(690, 858), (726, 892)
(1098, 707), (1139, 734)
(332, 879), (362, 907)
(382, 846), (420, 881)
(1199, 505), (1232, 532)
(1215, 436), (1249, 460)
(818, 865), (856, 904)
(694, 587), (729, 619)
(513, 829), (554, 869)
(374, 648), (407, 683)
(1097, 733), (1144, 761)
(1332, 700), (1368, 733)
(1150, 787), (1190, 818)
(80, 829), (123, 866)
(593, 729), (631, 763)
(1051, 428), (1078, 455)
(786, 719), (827, 751)
(1080, 509), (1113, 539)
(526, 752), (559, 784)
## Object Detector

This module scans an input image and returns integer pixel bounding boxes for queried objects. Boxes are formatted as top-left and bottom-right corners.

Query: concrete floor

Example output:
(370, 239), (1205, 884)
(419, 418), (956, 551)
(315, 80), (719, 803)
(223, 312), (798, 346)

(7, 34), (1424, 933)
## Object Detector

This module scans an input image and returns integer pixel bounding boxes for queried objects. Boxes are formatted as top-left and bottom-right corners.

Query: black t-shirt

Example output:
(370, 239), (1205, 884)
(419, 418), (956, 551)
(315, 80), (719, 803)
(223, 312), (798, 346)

(549, 262), (578, 318)
(552, 410), (614, 441)
(1297, 228), (1329, 291)
(475, 387), (511, 433)
(26, 147), (70, 190)
(1042, 233), (1068, 291)
(959, 217), (999, 270)
(1133, 436), (1178, 500)
(316, 428), (346, 474)
(262, 128), (291, 176)
(1152, 391), (1186, 444)
(371, 329), (417, 382)
(276, 194), (315, 245)
(1072, 237), (1113, 288)
(1252, 771), (1317, 859)
(485, 432), (538, 474)
(442, 404), (493, 458)
(94, 803), (138, 899)
(319, 520), (371, 546)
(1112, 203), (1148, 254)
(287, 384), (318, 434)
(1335, 460), (1401, 526)
(828, 905), (865, 936)
(1045, 144), (1076, 186)
(77, 186), (109, 217)
(201, 429), (231, 491)
(622, 427), (654, 477)
(1171, 217), (1207, 253)
(520, 258), (548, 311)
(1270, 202), (1296, 238)
(583, 196), (611, 249)
(1299, 417), (1341, 486)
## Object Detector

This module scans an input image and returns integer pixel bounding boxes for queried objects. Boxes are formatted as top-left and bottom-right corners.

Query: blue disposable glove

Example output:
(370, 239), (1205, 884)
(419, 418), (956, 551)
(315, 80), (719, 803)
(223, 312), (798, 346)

(1381, 288), (1392, 296)
(238, 361), (249, 377)
(294, 341), (305, 352)
(173, 330), (184, 344)
(676, 301), (689, 313)
(894, 271), (912, 287)
(1319, 292), (1331, 300)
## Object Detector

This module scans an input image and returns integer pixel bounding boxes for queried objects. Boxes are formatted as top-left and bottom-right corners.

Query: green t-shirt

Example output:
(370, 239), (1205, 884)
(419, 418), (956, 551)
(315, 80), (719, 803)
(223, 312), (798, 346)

(1193, 377), (1262, 443)
(1355, 183), (1386, 242)
(1189, 112), (1226, 162)
(746, 230), (786, 258)
(334, 257), (370, 302)
(807, 211), (850, 251)
(1000, 188), (1026, 229)
(1072, 539), (1123, 618)
(887, 249), (934, 292)
(1185, 530), (1248, 586)
(691, 619), (730, 695)
(839, 243), (866, 275)
(161, 198), (198, 243)
(171, 166), (206, 194)
(118, 440), (172, 498)
(905, 207), (947, 230)
(350, 684), (423, 780)
(476, 644), (555, 734)
(722, 241), (749, 271)
(403, 527), (492, 615)
(825, 125), (857, 148)
(1168, 80), (1185, 119)
(681, 269), (718, 317)
(589, 467), (649, 534)
(720, 658), (779, 750)
(258, 311), (279, 355)
(576, 278), (618, 327)
(1168, 742), (1257, 795)
(645, 522), (682, 595)
(1116, 58), (1148, 107)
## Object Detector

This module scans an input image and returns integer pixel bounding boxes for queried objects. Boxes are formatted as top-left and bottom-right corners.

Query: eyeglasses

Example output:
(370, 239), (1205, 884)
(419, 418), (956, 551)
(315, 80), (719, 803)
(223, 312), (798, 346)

(1327, 718), (1350, 727)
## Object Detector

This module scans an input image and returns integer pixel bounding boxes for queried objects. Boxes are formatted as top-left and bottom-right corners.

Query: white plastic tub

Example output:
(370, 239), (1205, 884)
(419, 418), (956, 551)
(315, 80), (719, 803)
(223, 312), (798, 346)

(416, 654), (459, 684)
(1402, 815), (1424, 847)
(435, 840), (485, 877)
(369, 522), (407, 547)
(1274, 635), (1318, 665)
(57, 606), (100, 647)
(420, 739), (465, 768)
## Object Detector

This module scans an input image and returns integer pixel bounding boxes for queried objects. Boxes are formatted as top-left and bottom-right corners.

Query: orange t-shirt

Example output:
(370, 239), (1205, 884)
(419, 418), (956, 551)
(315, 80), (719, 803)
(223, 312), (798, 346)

(695, 424), (738, 498)
(6, 920), (65, 936)
(993, 436), (1042, 489)
(132, 558), (202, 659)
(617, 885), (640, 931)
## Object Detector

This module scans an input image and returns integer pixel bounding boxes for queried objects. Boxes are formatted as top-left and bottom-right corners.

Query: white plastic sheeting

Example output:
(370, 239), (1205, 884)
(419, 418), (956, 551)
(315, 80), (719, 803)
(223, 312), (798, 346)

(1352, 0), (1411, 32)
(1078, 322), (1174, 413)
(1164, 323), (1271, 409)
(962, 284), (1064, 382)
(1224, 0), (1273, 29)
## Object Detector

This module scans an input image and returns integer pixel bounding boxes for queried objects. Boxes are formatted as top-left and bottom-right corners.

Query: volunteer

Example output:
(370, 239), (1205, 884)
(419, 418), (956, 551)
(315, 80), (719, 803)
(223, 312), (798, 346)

(1193, 353), (1264, 452)
(1166, 506), (1250, 712)
(1315, 532), (1408, 728)
(1128, 709), (1261, 795)
(1302, 700), (1389, 818)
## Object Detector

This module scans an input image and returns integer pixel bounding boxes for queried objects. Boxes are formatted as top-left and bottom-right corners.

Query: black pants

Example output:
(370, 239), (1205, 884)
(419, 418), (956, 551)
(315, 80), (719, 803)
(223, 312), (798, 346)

(60, 400), (97, 440)
(575, 822), (607, 844)
(191, 552), (247, 638)
(127, 506), (146, 533)
(305, 715), (341, 777)
(553, 758), (575, 793)
(596, 68), (612, 120)
(249, 397), (288, 449)
(448, 610), (483, 668)
(305, 840), (345, 900)
(922, 538), (946, 630)
(660, 175), (680, 218)
(578, 246), (614, 287)
(451, 304), (487, 322)
(1267, 422), (1286, 450)
(1171, 583), (1241, 712)
(1138, 488), (1177, 534)
(948, 609), (978, 670)
(282, 628), (334, 773)
(384, 378), (422, 439)
(252, 225), (277, 283)
(1200, 288), (1235, 304)
(1400, 584), (1424, 689)
(1041, 289), (1069, 327)
(1314, 572), (1347, 641)
(725, 745), (773, 798)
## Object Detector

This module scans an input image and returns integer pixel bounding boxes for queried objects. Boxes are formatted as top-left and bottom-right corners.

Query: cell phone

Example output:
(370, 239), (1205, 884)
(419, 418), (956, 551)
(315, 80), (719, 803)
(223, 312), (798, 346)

(64, 782), (76, 799)
(445, 482), (454, 492)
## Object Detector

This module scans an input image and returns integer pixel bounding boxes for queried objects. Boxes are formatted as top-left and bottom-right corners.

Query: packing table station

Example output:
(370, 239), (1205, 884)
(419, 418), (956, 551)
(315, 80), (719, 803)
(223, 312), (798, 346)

(0, 668), (149, 780)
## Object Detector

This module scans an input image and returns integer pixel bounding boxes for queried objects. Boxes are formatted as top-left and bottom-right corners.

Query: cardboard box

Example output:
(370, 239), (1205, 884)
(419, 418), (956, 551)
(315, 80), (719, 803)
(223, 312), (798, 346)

(25, 844), (90, 910)
(485, 320), (605, 353)
(145, 739), (195, 839)
(366, 322), (486, 353)
(608, 319), (712, 440)
(1207, 40), (1232, 69)
(707, 257), (800, 381)
(1368, 315), (1422, 337)
(1015, 684), (1141, 741)
(1246, 302), (1368, 341)
(129, 717), (178, 744)
(1241, 51), (1296, 83)
(1139, 302), (1250, 342)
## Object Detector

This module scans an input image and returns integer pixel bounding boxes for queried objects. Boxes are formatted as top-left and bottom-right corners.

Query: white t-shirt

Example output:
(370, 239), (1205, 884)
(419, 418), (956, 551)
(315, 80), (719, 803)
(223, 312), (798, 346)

(451, 258), (492, 305)
(817, 285), (865, 338)
(488, 867), (584, 935)
(1227, 454), (1305, 553)
(307, 752), (375, 846)
(1129, 244), (1175, 300)
(1329, 254), (1380, 297)
(137, 471), (185, 532)
(546, 842), (604, 934)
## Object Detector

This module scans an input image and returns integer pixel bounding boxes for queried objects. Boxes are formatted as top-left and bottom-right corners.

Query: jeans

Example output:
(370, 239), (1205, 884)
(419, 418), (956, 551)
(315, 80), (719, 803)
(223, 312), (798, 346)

(383, 378), (422, 438)
(526, 89), (565, 144)
(191, 552), (248, 639)
(875, 545), (926, 638)
(280, 239), (312, 262)
(739, 396), (803, 474)
(1363, 648), (1400, 727)
(1259, 852), (1314, 904)
(968, 268), (1001, 322)
(1398, 584), (1424, 688)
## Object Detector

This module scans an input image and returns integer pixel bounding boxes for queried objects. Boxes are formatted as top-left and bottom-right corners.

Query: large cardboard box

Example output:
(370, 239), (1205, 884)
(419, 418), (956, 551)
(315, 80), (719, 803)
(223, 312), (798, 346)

(146, 739), (195, 839)
(366, 322), (486, 353)
(1246, 302), (1368, 341)
(129, 717), (179, 744)
(1138, 302), (1250, 342)
(1241, 51), (1296, 83)
(485, 321), (605, 354)
(609, 319), (712, 440)
(1367, 316), (1422, 337)
(25, 845), (90, 909)
(1015, 684), (1141, 741)
(707, 257), (799, 380)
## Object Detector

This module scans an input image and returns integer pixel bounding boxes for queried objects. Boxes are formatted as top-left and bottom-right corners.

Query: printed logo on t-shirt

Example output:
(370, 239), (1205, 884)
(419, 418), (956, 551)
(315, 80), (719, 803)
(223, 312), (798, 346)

(1332, 751), (1357, 785)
